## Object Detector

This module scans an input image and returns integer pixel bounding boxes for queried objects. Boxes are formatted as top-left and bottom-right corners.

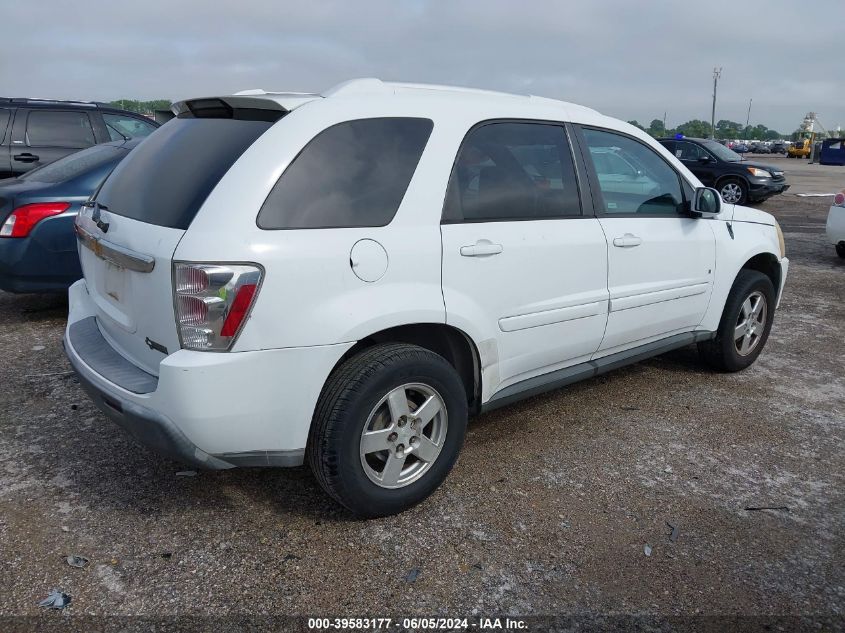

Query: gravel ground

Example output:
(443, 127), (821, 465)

(0, 183), (843, 630)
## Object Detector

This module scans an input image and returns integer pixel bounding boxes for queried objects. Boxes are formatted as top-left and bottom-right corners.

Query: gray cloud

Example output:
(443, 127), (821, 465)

(2, 0), (843, 133)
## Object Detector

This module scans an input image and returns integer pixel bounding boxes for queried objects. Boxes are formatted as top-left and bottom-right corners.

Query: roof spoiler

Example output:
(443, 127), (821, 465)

(170, 96), (289, 123)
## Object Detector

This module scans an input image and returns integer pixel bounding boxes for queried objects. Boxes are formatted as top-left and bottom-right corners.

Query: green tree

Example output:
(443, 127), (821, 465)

(109, 99), (172, 114)
(715, 119), (742, 139)
(647, 118), (665, 137)
(675, 119), (711, 138)
(626, 120), (646, 131)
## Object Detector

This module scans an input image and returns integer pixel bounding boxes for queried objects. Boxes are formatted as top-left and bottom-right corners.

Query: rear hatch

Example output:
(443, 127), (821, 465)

(76, 101), (283, 375)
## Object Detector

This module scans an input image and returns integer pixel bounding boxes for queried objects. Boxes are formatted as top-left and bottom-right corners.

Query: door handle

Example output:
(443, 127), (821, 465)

(460, 240), (503, 257)
(13, 153), (39, 163)
(612, 233), (642, 248)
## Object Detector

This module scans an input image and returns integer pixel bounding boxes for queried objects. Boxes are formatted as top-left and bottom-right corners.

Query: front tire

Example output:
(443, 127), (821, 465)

(308, 343), (468, 518)
(718, 178), (749, 205)
(836, 242), (845, 259)
(698, 270), (776, 372)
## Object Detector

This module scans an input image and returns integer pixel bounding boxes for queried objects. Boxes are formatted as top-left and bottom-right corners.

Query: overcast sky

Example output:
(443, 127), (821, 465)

(2, 0), (843, 133)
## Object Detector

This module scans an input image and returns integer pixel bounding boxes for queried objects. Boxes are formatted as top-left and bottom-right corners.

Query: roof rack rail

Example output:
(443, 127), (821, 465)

(0, 97), (98, 108)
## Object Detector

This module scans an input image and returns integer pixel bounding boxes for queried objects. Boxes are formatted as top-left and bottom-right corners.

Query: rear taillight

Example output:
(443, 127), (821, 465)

(173, 263), (263, 351)
(0, 202), (71, 238)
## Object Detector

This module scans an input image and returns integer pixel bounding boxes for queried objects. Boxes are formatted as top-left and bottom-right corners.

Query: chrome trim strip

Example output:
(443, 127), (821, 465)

(74, 224), (155, 273)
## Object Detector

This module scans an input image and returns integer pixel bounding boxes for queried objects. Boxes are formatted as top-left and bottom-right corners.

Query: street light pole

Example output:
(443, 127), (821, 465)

(745, 98), (753, 139)
(710, 67), (722, 139)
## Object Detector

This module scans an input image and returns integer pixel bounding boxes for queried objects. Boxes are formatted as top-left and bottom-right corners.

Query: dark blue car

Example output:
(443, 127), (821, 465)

(0, 138), (138, 292)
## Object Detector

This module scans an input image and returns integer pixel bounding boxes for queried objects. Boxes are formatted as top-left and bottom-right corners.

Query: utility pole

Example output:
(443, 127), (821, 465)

(745, 98), (753, 139)
(663, 111), (667, 132)
(710, 67), (722, 139)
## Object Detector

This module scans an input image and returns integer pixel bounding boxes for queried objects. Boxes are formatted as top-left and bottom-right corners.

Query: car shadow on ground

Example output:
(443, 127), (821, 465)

(0, 290), (68, 321)
(39, 383), (359, 523)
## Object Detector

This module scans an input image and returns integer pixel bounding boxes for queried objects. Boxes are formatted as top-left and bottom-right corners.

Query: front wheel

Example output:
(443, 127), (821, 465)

(308, 343), (468, 517)
(698, 270), (776, 372)
(836, 243), (845, 259)
(718, 178), (749, 205)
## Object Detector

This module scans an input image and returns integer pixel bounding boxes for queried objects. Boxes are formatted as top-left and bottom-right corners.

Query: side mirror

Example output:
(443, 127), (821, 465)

(693, 187), (721, 216)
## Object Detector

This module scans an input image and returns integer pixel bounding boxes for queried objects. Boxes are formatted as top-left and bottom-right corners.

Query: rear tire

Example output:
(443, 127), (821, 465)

(308, 343), (468, 518)
(698, 270), (776, 372)
(836, 243), (845, 259)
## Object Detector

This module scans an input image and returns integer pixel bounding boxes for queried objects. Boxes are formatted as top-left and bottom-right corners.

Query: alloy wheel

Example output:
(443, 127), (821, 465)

(720, 182), (743, 204)
(359, 383), (448, 489)
(734, 290), (767, 356)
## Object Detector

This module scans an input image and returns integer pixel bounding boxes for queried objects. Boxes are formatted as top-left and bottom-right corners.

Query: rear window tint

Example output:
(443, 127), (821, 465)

(27, 110), (95, 148)
(21, 144), (124, 184)
(97, 118), (272, 230)
(257, 117), (433, 229)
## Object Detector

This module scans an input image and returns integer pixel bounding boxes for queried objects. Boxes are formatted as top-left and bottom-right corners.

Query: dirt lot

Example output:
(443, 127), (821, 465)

(0, 159), (843, 631)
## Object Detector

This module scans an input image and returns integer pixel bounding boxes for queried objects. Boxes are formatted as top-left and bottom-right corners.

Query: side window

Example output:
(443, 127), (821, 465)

(581, 128), (684, 215)
(675, 141), (703, 161)
(26, 111), (95, 148)
(258, 117), (433, 229)
(443, 122), (580, 222)
(102, 113), (157, 141)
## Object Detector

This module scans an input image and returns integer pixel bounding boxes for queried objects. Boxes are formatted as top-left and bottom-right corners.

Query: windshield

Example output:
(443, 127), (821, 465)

(20, 144), (125, 183)
(701, 140), (742, 162)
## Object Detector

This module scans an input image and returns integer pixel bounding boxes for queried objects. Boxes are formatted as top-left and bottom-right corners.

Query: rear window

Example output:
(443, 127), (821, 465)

(96, 118), (273, 230)
(21, 144), (124, 184)
(257, 117), (433, 229)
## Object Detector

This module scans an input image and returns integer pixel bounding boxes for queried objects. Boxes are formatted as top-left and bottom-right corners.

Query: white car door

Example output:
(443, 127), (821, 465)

(440, 121), (609, 399)
(577, 126), (716, 355)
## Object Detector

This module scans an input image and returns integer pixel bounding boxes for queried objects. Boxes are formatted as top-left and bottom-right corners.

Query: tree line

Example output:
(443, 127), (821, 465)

(108, 99), (172, 114)
(625, 118), (788, 141)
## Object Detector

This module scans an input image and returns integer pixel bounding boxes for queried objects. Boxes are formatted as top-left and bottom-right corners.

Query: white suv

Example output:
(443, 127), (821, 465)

(64, 79), (788, 517)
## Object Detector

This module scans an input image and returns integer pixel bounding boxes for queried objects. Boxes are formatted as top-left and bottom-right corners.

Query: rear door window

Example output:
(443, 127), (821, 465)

(96, 118), (273, 230)
(442, 122), (581, 222)
(257, 118), (433, 229)
(26, 110), (95, 148)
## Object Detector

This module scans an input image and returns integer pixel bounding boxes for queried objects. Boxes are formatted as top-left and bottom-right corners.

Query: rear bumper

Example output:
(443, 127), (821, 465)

(64, 279), (354, 468)
(64, 331), (233, 469)
(0, 213), (81, 293)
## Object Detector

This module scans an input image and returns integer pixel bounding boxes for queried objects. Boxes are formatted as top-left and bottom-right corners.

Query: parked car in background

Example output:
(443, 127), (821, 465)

(788, 139), (811, 158)
(64, 80), (788, 517)
(0, 98), (158, 179)
(827, 191), (845, 258)
(770, 141), (787, 154)
(659, 136), (789, 205)
(750, 142), (770, 154)
(0, 138), (139, 292)
(733, 142), (749, 153)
